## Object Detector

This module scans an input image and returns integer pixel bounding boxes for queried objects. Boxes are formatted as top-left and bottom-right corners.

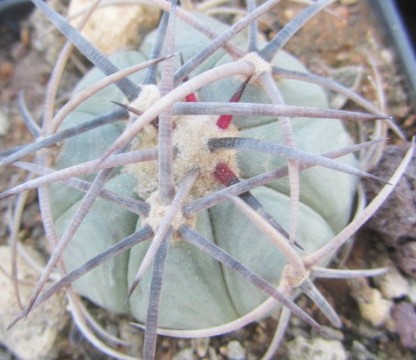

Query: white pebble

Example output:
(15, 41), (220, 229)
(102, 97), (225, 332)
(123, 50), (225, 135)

(287, 336), (347, 360)
(0, 246), (67, 360)
(226, 340), (246, 360)
(375, 265), (409, 300)
(357, 288), (392, 327)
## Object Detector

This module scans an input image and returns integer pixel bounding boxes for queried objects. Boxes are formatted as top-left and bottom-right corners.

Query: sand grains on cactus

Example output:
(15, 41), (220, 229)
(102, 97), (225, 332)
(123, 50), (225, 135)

(1, 0), (414, 359)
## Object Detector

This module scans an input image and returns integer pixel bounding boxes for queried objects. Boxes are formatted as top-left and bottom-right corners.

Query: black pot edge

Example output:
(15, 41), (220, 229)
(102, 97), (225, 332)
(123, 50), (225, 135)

(369, 0), (416, 110)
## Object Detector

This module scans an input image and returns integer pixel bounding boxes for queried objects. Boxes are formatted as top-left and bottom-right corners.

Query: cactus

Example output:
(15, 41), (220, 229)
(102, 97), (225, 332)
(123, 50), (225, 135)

(1, 0), (414, 359)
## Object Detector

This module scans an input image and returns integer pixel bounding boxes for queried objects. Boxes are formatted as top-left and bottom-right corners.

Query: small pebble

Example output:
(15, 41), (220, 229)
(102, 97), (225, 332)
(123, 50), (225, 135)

(226, 340), (246, 360)
(0, 246), (68, 360)
(68, 0), (160, 54)
(357, 288), (392, 327)
(208, 346), (220, 360)
(191, 337), (210, 358)
(349, 278), (392, 327)
(287, 336), (347, 360)
(173, 347), (194, 360)
(375, 265), (409, 300)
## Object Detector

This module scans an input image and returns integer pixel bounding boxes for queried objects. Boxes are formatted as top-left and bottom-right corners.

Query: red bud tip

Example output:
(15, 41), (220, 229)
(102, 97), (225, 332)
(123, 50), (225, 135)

(216, 115), (233, 129)
(214, 163), (239, 186)
(215, 77), (251, 129)
(185, 92), (198, 102)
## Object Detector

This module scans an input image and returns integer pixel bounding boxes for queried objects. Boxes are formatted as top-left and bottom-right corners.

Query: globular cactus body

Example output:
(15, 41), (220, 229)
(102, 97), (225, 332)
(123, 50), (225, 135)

(53, 13), (355, 329)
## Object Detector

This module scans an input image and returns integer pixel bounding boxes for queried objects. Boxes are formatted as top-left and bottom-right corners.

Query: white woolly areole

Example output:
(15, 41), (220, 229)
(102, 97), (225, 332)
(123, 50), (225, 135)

(128, 84), (160, 118)
(144, 191), (195, 239)
(123, 85), (161, 196)
(124, 123), (159, 198)
(241, 52), (271, 82)
(125, 115), (239, 199)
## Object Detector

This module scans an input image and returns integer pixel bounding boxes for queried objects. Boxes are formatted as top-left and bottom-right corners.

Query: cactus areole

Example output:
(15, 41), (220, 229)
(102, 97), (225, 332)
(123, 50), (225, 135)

(51, 13), (357, 331)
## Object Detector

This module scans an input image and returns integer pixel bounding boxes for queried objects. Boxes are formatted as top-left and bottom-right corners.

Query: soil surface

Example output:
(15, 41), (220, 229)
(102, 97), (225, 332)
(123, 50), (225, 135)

(0, 1), (415, 359)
